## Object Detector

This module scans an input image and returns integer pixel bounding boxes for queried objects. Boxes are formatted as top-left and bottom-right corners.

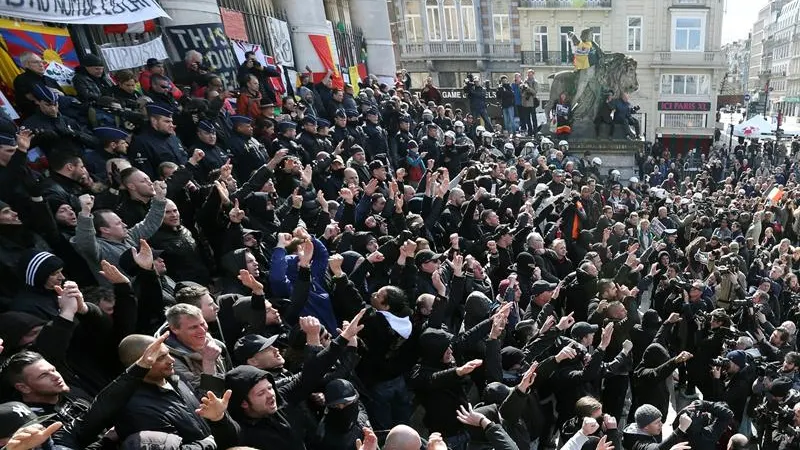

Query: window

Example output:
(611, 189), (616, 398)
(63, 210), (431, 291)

(405, 0), (423, 42)
(443, 0), (458, 41)
(660, 113), (707, 128)
(493, 14), (510, 42)
(426, 0), (441, 41)
(493, 0), (510, 42)
(461, 0), (476, 40)
(590, 26), (601, 46)
(560, 26), (574, 64)
(672, 15), (705, 52)
(660, 74), (711, 95)
(533, 26), (548, 62)
(627, 16), (642, 52)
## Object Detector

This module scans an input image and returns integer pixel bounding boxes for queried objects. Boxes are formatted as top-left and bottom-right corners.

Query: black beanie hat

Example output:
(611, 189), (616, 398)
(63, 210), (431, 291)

(18, 250), (64, 288)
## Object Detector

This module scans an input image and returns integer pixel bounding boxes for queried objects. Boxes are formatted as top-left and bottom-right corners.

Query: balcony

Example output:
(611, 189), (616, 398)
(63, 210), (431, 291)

(398, 41), (481, 59)
(670, 0), (709, 7)
(484, 42), (515, 58)
(652, 51), (724, 67)
(521, 50), (574, 66)
(519, 0), (611, 8)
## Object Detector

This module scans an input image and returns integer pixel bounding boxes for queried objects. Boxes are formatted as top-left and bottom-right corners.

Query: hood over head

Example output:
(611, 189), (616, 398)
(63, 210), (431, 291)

(464, 291), (492, 329)
(418, 328), (453, 365)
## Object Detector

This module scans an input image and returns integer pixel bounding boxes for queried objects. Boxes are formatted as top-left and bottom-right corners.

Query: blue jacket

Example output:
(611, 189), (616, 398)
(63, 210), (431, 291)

(511, 83), (522, 106)
(269, 238), (339, 333)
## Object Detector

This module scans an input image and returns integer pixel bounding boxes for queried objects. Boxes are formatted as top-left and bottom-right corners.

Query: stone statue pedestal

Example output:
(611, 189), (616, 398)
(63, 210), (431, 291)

(567, 138), (643, 181)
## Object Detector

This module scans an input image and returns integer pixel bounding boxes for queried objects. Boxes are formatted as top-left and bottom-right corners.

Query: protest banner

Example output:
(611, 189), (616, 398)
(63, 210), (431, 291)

(651, 218), (666, 237)
(0, 19), (79, 68)
(100, 36), (168, 71)
(0, 0), (169, 25)
(165, 23), (238, 90)
(0, 89), (19, 119)
(267, 18), (293, 68)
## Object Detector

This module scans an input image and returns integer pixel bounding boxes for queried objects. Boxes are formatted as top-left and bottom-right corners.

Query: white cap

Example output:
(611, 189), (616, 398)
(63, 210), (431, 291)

(504, 142), (514, 150)
(559, 140), (569, 146)
(629, 176), (639, 183)
(592, 157), (602, 165)
(482, 131), (493, 138)
(444, 131), (456, 139)
(454, 120), (464, 128)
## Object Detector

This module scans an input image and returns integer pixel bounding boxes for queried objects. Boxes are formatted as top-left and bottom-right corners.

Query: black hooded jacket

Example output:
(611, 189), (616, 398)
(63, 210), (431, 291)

(632, 343), (678, 419)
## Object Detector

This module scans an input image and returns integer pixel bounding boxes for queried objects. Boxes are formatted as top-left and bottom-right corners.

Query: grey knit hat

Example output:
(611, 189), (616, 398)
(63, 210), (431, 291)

(635, 404), (662, 429)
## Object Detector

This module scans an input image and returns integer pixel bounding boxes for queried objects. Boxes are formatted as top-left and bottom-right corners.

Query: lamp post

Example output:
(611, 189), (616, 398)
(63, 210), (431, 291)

(762, 70), (771, 118)
(729, 123), (734, 149)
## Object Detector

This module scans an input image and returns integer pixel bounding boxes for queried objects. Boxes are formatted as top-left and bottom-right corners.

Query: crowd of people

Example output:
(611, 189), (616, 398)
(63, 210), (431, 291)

(4, 46), (800, 450)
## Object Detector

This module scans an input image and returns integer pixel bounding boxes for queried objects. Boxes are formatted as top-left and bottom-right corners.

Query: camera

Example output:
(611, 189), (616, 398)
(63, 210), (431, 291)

(669, 277), (692, 291)
(710, 356), (731, 370)
(755, 403), (794, 423)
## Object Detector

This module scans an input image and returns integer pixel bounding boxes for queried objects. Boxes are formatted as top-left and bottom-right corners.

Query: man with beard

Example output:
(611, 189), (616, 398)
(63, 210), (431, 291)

(439, 187), (466, 238)
(24, 86), (97, 155)
(0, 351), (93, 449)
(128, 104), (186, 180)
(229, 115), (269, 181)
(41, 151), (89, 214)
(84, 127), (129, 181)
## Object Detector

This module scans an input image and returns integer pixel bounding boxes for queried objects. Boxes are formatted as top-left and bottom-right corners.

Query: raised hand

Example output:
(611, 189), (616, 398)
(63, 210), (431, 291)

(228, 198), (245, 224)
(137, 332), (170, 369)
(99, 260), (130, 285)
(452, 254), (464, 277)
(132, 239), (154, 270)
(557, 312), (575, 331)
(581, 417), (600, 436)
(432, 270), (446, 297)
(363, 178), (379, 196)
(298, 239), (314, 266)
(341, 308), (367, 341)
(328, 254), (344, 276)
(5, 422), (63, 450)
(598, 322), (614, 350)
(597, 435), (615, 450)
(339, 187), (354, 204)
(675, 351), (693, 364)
(399, 240), (417, 258)
(366, 251), (384, 264)
(456, 403), (490, 428)
(456, 359), (482, 377)
(153, 180), (167, 200)
(291, 188), (303, 209)
(300, 164), (313, 187)
(355, 427), (378, 450)
(666, 312), (682, 324)
(276, 232), (293, 248)
(539, 314), (556, 335)
(189, 149), (205, 165)
(603, 414), (618, 430)
(299, 316), (322, 339)
(427, 432), (447, 450)
(195, 390), (231, 422)
(237, 269), (264, 294)
(622, 339), (633, 354)
(79, 193), (94, 215)
(516, 362), (538, 393)
(555, 345), (578, 363)
(16, 128), (33, 153)
(267, 149), (288, 169)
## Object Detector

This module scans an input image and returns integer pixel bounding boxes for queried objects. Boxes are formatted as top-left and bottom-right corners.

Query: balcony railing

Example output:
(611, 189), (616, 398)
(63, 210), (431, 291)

(484, 42), (515, 57)
(398, 41), (481, 58)
(398, 41), (514, 59)
(520, 0), (611, 7)
(671, 0), (708, 7)
(653, 51), (723, 66)
(521, 50), (574, 66)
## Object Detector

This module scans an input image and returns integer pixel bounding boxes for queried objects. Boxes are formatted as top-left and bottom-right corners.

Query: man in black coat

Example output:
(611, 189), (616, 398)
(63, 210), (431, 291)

(224, 311), (364, 450)
(229, 115), (270, 181)
(41, 151), (89, 214)
(363, 107), (389, 160)
(128, 103), (187, 180)
(72, 54), (114, 105)
(13, 51), (63, 117)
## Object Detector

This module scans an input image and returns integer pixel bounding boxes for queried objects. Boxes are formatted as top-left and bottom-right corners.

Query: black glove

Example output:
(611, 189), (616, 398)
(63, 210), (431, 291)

(21, 168), (43, 197)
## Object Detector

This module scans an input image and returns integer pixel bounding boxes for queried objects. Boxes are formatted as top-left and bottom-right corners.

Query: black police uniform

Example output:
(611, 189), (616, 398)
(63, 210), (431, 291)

(128, 126), (187, 179)
(229, 132), (269, 181)
(363, 121), (389, 160)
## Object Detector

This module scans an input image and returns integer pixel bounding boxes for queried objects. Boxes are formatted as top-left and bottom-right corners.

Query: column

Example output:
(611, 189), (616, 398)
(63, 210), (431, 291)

(349, 0), (398, 84)
(274, 0), (331, 72)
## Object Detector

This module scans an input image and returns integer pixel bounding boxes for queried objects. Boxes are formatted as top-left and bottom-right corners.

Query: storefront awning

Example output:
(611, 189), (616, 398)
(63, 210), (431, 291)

(0, 0), (170, 25)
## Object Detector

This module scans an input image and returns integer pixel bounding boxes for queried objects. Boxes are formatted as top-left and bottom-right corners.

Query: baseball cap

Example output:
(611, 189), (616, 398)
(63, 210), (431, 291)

(233, 334), (279, 363)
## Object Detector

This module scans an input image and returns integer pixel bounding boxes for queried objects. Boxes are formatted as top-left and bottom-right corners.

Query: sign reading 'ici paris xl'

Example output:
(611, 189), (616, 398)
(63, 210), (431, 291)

(657, 101), (712, 112)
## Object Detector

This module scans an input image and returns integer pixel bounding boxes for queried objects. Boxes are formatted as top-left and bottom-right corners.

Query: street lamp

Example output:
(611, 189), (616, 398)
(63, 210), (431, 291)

(729, 123), (734, 149)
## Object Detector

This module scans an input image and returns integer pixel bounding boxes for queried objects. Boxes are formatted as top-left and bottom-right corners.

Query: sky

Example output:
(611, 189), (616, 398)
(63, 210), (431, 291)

(722, 0), (769, 43)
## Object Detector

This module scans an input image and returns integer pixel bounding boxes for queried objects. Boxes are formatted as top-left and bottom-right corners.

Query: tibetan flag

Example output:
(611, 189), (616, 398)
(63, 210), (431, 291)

(308, 34), (344, 90)
(103, 21), (156, 34)
(0, 19), (78, 68)
(765, 184), (784, 204)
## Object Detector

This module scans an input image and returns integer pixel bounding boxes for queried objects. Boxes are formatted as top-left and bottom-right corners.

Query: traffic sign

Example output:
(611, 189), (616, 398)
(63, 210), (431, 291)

(744, 94), (751, 102)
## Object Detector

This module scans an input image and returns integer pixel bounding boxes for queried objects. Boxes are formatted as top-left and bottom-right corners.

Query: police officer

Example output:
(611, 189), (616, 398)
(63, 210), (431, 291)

(84, 126), (129, 181)
(316, 118), (334, 155)
(390, 115), (414, 169)
(128, 103), (187, 179)
(363, 107), (388, 160)
(271, 121), (306, 164)
(296, 116), (321, 164)
(345, 108), (366, 148)
(419, 123), (442, 163)
(24, 85), (97, 154)
(228, 115), (269, 181)
(190, 120), (231, 183)
(331, 109), (361, 159)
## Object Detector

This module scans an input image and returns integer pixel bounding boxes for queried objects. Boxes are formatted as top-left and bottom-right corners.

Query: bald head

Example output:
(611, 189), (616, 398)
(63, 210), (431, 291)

(384, 425), (421, 450)
(727, 433), (748, 450)
(119, 334), (156, 367)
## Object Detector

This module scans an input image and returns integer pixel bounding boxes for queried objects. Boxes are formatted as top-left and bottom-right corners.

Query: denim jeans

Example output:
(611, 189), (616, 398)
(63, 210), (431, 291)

(503, 106), (516, 132)
(364, 375), (413, 431)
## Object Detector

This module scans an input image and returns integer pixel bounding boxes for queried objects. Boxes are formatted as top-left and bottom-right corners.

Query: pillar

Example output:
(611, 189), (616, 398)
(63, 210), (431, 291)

(274, 0), (332, 72)
(349, 0), (398, 84)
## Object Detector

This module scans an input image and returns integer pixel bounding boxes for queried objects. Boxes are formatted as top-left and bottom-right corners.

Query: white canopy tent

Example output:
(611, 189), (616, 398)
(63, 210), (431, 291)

(732, 116), (775, 139)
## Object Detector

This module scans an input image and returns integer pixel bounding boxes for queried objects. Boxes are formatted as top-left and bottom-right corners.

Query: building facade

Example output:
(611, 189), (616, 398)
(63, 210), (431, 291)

(390, 0), (521, 89)
(721, 39), (750, 96)
(518, 0), (726, 150)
